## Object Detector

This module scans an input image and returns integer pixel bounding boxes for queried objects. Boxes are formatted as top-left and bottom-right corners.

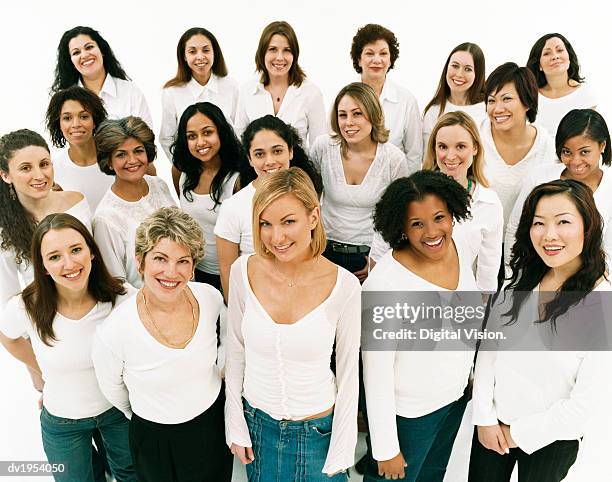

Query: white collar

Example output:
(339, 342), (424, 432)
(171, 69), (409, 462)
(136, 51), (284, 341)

(187, 73), (219, 97)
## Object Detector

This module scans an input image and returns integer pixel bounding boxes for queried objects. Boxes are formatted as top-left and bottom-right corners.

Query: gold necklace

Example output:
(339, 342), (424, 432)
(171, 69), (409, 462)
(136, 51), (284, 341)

(272, 257), (318, 288)
(140, 289), (197, 348)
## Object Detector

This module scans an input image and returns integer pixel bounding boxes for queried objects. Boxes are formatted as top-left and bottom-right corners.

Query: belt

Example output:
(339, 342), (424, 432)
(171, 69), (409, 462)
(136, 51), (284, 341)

(328, 241), (370, 254)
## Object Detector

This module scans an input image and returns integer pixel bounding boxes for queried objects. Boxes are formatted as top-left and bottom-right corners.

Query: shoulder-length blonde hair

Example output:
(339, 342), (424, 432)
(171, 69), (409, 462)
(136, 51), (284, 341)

(422, 111), (488, 187)
(252, 167), (326, 259)
(330, 82), (389, 154)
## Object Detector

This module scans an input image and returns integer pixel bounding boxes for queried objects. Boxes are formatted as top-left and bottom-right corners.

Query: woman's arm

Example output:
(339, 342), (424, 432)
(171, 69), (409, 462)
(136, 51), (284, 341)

(0, 331), (42, 376)
(93, 217), (128, 282)
(476, 198), (504, 292)
(171, 166), (181, 197)
(216, 237), (240, 303)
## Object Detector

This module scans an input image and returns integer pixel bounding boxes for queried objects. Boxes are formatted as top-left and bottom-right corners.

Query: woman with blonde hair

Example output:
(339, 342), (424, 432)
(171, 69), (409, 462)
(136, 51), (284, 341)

(310, 82), (409, 281)
(225, 167), (360, 480)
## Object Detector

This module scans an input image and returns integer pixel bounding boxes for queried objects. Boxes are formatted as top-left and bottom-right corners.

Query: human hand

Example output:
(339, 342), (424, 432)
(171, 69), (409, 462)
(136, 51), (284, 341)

(499, 423), (518, 449)
(377, 451), (407, 479)
(230, 443), (254, 465)
(353, 256), (374, 283)
(477, 424), (510, 455)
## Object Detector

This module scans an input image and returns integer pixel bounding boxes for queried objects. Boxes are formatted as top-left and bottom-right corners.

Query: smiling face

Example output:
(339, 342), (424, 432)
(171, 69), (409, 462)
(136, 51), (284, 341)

(41, 228), (93, 294)
(248, 129), (292, 179)
(446, 51), (476, 98)
(435, 124), (477, 184)
(68, 34), (105, 80)
(264, 34), (293, 80)
(337, 94), (373, 146)
(559, 134), (604, 182)
(359, 39), (391, 83)
(540, 37), (570, 78)
(186, 112), (221, 164)
(530, 194), (584, 272)
(403, 194), (454, 261)
(60, 100), (95, 146)
(1, 145), (53, 201)
(487, 82), (529, 132)
(110, 137), (148, 183)
(184, 34), (214, 84)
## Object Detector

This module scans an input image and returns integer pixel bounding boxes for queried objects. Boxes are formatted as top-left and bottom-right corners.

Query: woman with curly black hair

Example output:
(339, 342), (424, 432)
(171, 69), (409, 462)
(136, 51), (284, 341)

(471, 179), (610, 482)
(361, 170), (477, 481)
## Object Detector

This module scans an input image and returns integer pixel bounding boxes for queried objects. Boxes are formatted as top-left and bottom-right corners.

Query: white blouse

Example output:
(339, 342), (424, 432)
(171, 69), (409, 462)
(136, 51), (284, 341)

(234, 77), (327, 148)
(225, 254), (361, 475)
(537, 83), (597, 138)
(310, 135), (409, 246)
(0, 288), (133, 419)
(159, 74), (239, 159)
(422, 101), (487, 152)
(92, 282), (224, 423)
(179, 171), (239, 274)
(213, 182), (257, 256)
(362, 232), (478, 461)
(92, 176), (176, 288)
(0, 196), (92, 310)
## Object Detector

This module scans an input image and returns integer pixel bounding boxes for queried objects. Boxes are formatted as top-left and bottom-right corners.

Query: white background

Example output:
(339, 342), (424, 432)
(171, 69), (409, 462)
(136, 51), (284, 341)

(1, 0), (610, 480)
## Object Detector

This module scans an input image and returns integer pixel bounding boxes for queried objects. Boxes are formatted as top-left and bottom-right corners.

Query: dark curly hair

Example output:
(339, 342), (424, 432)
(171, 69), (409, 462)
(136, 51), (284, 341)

(46, 86), (108, 149)
(373, 170), (471, 250)
(0, 129), (50, 265)
(51, 26), (129, 93)
(555, 109), (611, 166)
(485, 62), (539, 124)
(171, 102), (244, 206)
(526, 33), (584, 89)
(350, 24), (400, 74)
(240, 115), (323, 196)
(505, 179), (606, 328)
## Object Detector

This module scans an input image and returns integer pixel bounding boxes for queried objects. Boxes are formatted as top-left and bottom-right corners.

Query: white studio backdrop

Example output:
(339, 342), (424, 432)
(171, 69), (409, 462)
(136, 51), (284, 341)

(1, 1), (610, 480)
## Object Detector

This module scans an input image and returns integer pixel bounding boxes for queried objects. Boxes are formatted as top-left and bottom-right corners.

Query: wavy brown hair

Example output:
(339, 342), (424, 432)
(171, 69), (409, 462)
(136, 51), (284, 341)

(255, 21), (305, 87)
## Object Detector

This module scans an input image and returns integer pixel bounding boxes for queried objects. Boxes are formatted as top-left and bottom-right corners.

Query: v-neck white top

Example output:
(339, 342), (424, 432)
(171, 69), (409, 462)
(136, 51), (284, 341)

(310, 134), (409, 246)
(362, 232), (478, 461)
(92, 282), (224, 423)
(537, 83), (597, 138)
(224, 254), (361, 475)
(213, 182), (257, 256)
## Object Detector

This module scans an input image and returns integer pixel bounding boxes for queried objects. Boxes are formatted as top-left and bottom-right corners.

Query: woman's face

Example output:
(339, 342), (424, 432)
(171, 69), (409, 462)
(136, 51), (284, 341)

(140, 237), (194, 303)
(41, 228), (93, 294)
(186, 112), (221, 164)
(539, 37), (570, 78)
(110, 137), (149, 183)
(337, 95), (373, 146)
(184, 34), (214, 82)
(559, 134), (604, 182)
(403, 194), (454, 261)
(446, 51), (476, 97)
(435, 124), (477, 183)
(264, 34), (293, 80)
(248, 129), (292, 179)
(358, 39), (391, 83)
(60, 100), (95, 146)
(68, 34), (105, 80)
(1, 145), (53, 201)
(530, 193), (584, 271)
(259, 193), (319, 262)
(487, 82), (529, 132)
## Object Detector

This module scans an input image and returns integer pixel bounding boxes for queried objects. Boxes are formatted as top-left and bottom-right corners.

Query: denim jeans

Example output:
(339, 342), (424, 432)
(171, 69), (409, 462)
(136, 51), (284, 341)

(243, 399), (348, 482)
(40, 405), (136, 482)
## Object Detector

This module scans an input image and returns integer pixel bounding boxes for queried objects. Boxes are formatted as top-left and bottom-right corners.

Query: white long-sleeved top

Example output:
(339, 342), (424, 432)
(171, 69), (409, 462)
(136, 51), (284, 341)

(0, 287), (133, 419)
(159, 74), (239, 159)
(362, 232), (478, 461)
(92, 176), (176, 288)
(79, 75), (153, 129)
(472, 281), (612, 454)
(369, 182), (503, 292)
(92, 282), (224, 423)
(224, 254), (361, 475)
(482, 121), (557, 229)
(537, 83), (597, 139)
(0, 196), (92, 310)
(378, 79), (422, 173)
(213, 182), (256, 256)
(234, 77), (327, 148)
(422, 101), (487, 153)
(310, 135), (409, 246)
(504, 164), (612, 265)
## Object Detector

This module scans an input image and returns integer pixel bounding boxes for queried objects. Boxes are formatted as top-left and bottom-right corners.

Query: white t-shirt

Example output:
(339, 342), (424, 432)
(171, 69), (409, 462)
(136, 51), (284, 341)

(179, 171), (239, 274)
(213, 182), (257, 256)
(537, 83), (597, 138)
(53, 148), (114, 211)
(92, 282), (224, 424)
(422, 101), (487, 152)
(310, 135), (409, 246)
(224, 254), (361, 475)
(0, 287), (133, 419)
(159, 74), (239, 159)
(92, 176), (176, 288)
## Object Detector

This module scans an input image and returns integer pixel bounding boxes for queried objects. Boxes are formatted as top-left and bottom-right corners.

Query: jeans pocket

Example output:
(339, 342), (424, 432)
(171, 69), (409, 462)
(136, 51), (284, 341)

(41, 407), (78, 426)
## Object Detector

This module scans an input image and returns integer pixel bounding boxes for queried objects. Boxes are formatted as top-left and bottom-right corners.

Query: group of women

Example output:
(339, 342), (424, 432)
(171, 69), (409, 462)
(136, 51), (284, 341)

(0, 17), (608, 482)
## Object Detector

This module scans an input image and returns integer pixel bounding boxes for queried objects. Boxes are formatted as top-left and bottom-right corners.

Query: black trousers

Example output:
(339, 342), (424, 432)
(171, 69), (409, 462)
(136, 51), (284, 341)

(322, 241), (370, 273)
(129, 389), (233, 482)
(194, 269), (222, 292)
(468, 428), (579, 482)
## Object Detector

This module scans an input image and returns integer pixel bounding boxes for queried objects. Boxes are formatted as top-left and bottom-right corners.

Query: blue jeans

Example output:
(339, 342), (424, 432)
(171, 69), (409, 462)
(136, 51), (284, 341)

(40, 405), (136, 482)
(364, 393), (468, 482)
(243, 400), (348, 482)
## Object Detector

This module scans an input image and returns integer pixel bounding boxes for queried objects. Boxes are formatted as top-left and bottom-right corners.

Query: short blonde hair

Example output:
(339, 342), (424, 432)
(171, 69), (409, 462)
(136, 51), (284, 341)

(252, 168), (326, 259)
(135, 206), (204, 270)
(422, 111), (489, 187)
(330, 82), (389, 153)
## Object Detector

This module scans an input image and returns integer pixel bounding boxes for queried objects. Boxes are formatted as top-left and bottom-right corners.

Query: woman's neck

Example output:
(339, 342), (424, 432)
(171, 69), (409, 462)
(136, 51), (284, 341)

(17, 191), (52, 222)
(267, 75), (289, 89)
(346, 138), (377, 156)
(111, 177), (148, 202)
(142, 285), (183, 314)
(82, 70), (106, 95)
(68, 141), (97, 167)
(192, 70), (212, 86)
(543, 259), (582, 290)
(361, 74), (386, 97)
(492, 121), (530, 145)
(448, 91), (469, 106)
(544, 72), (570, 93)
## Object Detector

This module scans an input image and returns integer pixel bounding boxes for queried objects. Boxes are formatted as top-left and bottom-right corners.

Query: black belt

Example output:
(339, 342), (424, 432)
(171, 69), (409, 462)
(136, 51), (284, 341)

(328, 241), (370, 254)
